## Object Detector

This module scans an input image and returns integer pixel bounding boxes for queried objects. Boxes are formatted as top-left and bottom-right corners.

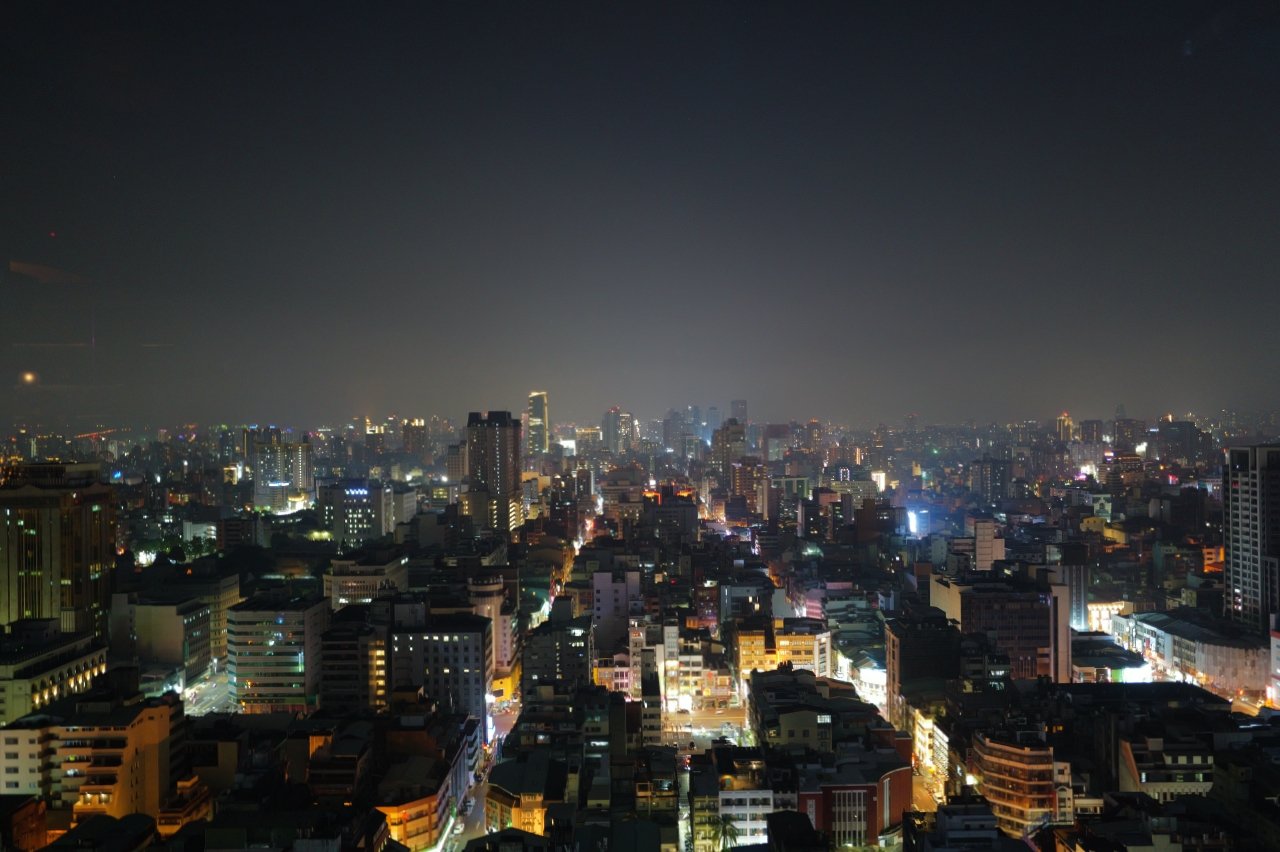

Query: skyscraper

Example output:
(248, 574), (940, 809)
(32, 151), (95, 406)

(1114, 418), (1147, 451)
(1224, 445), (1280, 632)
(252, 435), (314, 511)
(602, 406), (632, 455)
(1055, 412), (1074, 443)
(711, 418), (747, 481)
(0, 463), (115, 638)
(402, 418), (429, 463)
(527, 391), (550, 457)
(730, 399), (748, 423)
(707, 406), (722, 434)
(461, 411), (524, 534)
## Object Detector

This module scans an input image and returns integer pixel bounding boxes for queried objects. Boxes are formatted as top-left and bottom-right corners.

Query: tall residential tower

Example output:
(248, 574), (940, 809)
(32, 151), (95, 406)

(461, 411), (524, 534)
(527, 392), (550, 457)
(1225, 445), (1280, 632)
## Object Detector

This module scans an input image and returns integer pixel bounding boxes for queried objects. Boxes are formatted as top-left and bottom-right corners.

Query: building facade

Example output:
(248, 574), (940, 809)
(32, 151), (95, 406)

(227, 594), (330, 713)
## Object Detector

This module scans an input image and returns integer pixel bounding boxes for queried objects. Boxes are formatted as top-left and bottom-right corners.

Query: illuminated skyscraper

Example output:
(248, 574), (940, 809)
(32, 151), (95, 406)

(402, 418), (429, 463)
(527, 392), (550, 456)
(252, 435), (313, 511)
(462, 411), (524, 534)
(731, 399), (748, 423)
(0, 463), (115, 639)
(803, 419), (822, 453)
(1224, 445), (1280, 633)
(1055, 412), (1074, 443)
(602, 406), (633, 455)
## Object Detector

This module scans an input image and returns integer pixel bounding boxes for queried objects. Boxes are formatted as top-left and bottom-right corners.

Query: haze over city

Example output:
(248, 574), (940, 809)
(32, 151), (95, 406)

(5, 3), (1280, 428)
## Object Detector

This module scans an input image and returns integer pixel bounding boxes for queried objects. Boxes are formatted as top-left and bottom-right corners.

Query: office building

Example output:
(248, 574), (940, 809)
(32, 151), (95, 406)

(931, 568), (1070, 682)
(318, 480), (394, 548)
(760, 424), (791, 462)
(390, 613), (494, 727)
(109, 592), (212, 687)
(323, 551), (410, 610)
(319, 622), (387, 714)
(161, 572), (241, 667)
(227, 594), (330, 713)
(461, 412), (524, 535)
(0, 463), (115, 639)
(1078, 420), (1104, 444)
(1224, 445), (1280, 633)
(730, 400), (747, 423)
(526, 393), (550, 457)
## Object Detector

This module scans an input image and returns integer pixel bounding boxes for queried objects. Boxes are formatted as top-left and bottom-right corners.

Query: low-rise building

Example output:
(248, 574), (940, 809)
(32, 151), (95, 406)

(0, 622), (107, 726)
(375, 755), (452, 852)
(0, 686), (202, 830)
(324, 551), (410, 610)
(485, 750), (569, 836)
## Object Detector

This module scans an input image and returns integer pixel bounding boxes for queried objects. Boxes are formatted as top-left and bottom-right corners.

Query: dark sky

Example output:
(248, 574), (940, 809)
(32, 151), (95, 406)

(4, 1), (1279, 430)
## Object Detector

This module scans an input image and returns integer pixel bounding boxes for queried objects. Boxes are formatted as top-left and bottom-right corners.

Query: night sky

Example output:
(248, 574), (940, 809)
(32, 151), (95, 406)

(4, 2), (1279, 429)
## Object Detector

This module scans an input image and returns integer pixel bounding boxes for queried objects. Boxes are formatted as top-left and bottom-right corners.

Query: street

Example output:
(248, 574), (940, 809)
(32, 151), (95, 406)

(185, 671), (234, 715)
(445, 705), (520, 852)
(912, 775), (938, 813)
(662, 707), (749, 749)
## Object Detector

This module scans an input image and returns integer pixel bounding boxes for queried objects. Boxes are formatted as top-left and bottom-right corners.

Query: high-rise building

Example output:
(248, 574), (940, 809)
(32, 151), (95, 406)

(803, 420), (823, 453)
(1055, 412), (1074, 443)
(526, 392), (550, 457)
(228, 593), (331, 713)
(318, 480), (394, 548)
(390, 612), (494, 729)
(1224, 445), (1280, 632)
(252, 436), (314, 512)
(711, 419), (747, 481)
(1078, 420), (1104, 444)
(461, 411), (524, 534)
(601, 407), (633, 455)
(730, 457), (768, 514)
(520, 612), (593, 694)
(445, 443), (466, 483)
(402, 419), (430, 463)
(0, 463), (115, 639)
(1114, 419), (1147, 451)
(931, 570), (1070, 682)
(970, 454), (1011, 503)
(762, 424), (791, 462)
(730, 399), (747, 423)
(884, 605), (961, 731)
(707, 406), (722, 434)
